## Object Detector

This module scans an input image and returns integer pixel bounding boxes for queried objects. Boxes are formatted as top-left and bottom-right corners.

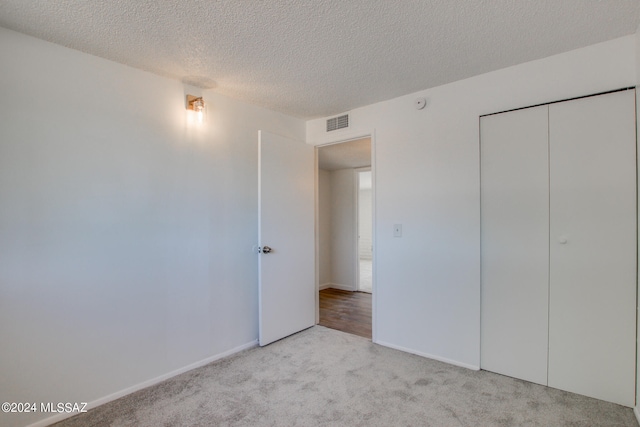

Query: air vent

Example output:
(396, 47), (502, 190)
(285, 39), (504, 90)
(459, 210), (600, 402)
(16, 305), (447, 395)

(326, 114), (349, 132)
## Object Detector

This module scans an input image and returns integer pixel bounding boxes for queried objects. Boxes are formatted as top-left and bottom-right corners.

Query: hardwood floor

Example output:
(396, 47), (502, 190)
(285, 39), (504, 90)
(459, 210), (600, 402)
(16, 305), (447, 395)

(319, 288), (372, 339)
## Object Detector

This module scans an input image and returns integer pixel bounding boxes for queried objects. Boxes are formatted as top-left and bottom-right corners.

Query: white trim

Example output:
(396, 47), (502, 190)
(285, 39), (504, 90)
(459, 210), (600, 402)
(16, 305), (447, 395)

(323, 283), (356, 292)
(376, 340), (480, 371)
(314, 146), (320, 324)
(308, 127), (372, 147)
(26, 340), (258, 427)
(318, 282), (333, 290)
(634, 406), (640, 424)
(354, 168), (360, 293)
(370, 131), (377, 343)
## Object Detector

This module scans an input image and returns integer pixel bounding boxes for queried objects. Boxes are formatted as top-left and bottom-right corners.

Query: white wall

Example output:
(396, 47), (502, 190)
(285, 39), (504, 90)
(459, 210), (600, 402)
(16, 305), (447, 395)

(319, 167), (362, 291)
(307, 35), (636, 369)
(0, 27), (305, 427)
(318, 169), (332, 287)
(329, 169), (357, 290)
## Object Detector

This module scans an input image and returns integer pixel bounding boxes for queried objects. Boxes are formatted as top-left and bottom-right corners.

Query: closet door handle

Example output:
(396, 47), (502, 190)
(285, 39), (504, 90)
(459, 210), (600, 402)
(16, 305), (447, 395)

(558, 236), (568, 244)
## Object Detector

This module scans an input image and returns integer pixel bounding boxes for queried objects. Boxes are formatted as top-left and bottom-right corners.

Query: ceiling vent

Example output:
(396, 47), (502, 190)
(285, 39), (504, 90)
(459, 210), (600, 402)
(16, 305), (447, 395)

(326, 114), (349, 132)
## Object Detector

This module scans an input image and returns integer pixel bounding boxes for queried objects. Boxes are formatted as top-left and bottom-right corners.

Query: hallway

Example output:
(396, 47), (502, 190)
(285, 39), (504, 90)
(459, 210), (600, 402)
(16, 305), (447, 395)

(318, 288), (372, 339)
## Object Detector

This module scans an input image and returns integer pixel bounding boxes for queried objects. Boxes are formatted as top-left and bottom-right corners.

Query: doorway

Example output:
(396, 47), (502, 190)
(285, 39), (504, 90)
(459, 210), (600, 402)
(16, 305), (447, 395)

(357, 168), (372, 293)
(316, 137), (373, 339)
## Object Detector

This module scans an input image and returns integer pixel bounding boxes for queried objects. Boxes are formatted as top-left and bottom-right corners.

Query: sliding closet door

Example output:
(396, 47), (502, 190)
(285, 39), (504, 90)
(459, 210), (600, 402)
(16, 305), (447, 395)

(480, 105), (550, 385)
(548, 90), (636, 407)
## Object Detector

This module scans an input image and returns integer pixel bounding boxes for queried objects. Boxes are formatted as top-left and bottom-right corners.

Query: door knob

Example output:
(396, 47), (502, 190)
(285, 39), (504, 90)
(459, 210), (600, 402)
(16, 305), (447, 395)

(558, 236), (568, 244)
(261, 246), (273, 254)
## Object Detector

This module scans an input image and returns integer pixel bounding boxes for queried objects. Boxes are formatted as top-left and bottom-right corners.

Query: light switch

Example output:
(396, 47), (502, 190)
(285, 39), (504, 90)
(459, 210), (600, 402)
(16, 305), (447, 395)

(393, 224), (402, 237)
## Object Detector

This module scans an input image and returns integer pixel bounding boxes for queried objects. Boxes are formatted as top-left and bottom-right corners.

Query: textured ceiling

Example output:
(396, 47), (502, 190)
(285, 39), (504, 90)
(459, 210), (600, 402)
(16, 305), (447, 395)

(1, 1), (638, 119)
(318, 138), (371, 171)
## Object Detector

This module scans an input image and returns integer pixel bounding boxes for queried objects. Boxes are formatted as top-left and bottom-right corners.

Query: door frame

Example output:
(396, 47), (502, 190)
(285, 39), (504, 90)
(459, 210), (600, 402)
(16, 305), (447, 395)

(314, 131), (377, 342)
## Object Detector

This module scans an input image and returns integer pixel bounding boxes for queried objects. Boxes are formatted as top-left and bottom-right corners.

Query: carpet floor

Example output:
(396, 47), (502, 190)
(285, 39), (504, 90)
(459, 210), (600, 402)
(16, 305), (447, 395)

(54, 326), (637, 427)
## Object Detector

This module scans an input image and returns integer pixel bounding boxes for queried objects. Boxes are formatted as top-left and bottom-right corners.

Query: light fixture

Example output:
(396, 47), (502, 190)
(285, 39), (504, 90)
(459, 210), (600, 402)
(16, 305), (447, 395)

(187, 95), (205, 122)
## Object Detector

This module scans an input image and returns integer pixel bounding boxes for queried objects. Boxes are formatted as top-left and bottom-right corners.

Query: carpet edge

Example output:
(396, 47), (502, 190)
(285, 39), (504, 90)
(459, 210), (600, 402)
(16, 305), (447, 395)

(375, 340), (480, 371)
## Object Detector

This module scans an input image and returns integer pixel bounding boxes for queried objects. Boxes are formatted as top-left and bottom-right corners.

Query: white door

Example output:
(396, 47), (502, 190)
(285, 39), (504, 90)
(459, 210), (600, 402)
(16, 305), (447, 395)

(480, 105), (550, 385)
(548, 90), (636, 406)
(258, 130), (315, 346)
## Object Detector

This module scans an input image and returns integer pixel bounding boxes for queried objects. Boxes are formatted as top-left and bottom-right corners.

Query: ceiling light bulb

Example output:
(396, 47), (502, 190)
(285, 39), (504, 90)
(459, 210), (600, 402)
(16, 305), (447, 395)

(186, 95), (206, 123)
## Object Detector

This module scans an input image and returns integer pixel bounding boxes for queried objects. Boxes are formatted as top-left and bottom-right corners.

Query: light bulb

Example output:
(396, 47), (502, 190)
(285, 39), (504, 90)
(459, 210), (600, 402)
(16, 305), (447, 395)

(186, 95), (206, 124)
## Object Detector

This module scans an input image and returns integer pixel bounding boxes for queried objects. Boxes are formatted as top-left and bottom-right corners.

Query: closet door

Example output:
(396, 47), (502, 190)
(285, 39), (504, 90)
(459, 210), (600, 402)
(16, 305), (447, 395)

(480, 105), (550, 385)
(548, 90), (636, 407)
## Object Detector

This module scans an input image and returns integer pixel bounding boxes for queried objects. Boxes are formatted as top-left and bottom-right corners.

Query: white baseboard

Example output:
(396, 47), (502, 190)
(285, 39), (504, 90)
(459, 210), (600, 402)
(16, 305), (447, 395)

(324, 283), (356, 292)
(375, 340), (480, 371)
(27, 339), (258, 427)
(318, 282), (333, 290)
(634, 406), (640, 424)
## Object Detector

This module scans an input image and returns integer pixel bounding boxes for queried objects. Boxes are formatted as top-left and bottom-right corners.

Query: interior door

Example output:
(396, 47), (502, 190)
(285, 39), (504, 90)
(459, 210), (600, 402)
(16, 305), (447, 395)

(258, 130), (315, 346)
(547, 90), (636, 406)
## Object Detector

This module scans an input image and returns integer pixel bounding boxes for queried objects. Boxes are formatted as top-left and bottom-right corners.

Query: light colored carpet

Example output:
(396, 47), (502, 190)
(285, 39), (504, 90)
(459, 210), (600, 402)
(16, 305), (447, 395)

(54, 326), (637, 427)
(359, 258), (372, 293)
